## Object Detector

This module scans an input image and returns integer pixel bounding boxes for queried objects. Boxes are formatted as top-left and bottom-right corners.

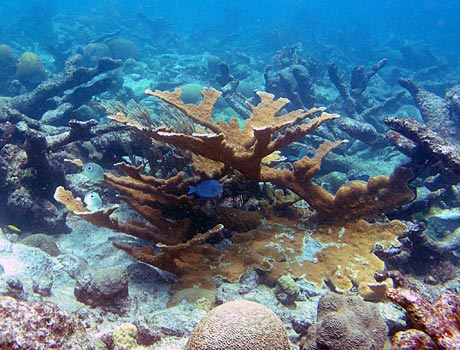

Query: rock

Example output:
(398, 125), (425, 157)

(4, 276), (25, 299)
(21, 233), (62, 256)
(74, 266), (129, 308)
(32, 275), (53, 296)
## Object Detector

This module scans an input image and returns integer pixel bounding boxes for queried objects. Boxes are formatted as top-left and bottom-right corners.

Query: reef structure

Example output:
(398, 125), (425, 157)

(110, 87), (415, 222)
(54, 88), (415, 297)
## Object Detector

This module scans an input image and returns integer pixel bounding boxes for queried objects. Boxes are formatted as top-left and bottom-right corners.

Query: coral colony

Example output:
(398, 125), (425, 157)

(1, 2), (460, 349)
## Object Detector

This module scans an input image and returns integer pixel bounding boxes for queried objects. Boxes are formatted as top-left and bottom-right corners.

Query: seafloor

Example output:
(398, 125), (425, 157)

(1, 3), (460, 349)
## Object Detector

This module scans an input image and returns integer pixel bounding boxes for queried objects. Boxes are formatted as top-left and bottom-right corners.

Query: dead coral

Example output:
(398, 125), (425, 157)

(385, 116), (460, 176)
(109, 87), (414, 222)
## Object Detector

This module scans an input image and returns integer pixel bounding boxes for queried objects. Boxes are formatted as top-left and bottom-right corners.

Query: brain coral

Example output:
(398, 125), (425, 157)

(15, 51), (47, 88)
(185, 300), (290, 350)
(106, 38), (140, 61)
(301, 292), (389, 350)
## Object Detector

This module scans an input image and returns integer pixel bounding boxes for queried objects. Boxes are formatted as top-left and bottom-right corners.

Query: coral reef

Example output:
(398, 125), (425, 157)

(300, 292), (389, 350)
(8, 54), (122, 124)
(53, 87), (416, 298)
(56, 178), (407, 298)
(110, 87), (415, 222)
(185, 300), (290, 350)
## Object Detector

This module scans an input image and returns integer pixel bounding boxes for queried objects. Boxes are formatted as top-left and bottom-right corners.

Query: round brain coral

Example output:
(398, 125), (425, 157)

(15, 51), (47, 88)
(185, 300), (290, 350)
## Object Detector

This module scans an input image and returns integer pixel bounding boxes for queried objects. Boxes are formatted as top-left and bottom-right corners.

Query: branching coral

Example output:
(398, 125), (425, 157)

(54, 162), (197, 245)
(54, 88), (416, 296)
(109, 87), (415, 222)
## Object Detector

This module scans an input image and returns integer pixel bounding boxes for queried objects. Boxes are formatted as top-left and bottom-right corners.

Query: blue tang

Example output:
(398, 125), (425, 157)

(188, 179), (223, 198)
(84, 192), (102, 211)
(82, 162), (104, 182)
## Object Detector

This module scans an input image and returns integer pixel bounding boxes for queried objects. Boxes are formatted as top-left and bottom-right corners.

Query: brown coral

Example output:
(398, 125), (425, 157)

(185, 300), (290, 350)
(109, 87), (414, 222)
(54, 161), (197, 245)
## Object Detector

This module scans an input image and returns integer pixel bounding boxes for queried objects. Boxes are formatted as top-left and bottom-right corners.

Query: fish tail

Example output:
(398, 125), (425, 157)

(187, 186), (196, 195)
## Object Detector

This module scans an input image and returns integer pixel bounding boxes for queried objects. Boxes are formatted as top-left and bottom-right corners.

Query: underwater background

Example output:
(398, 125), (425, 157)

(1, 1), (460, 349)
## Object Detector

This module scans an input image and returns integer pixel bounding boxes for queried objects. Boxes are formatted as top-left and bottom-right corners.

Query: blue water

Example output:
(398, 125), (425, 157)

(1, 0), (459, 62)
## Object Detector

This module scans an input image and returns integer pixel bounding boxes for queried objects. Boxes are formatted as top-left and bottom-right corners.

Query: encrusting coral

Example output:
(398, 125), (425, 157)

(109, 87), (415, 222)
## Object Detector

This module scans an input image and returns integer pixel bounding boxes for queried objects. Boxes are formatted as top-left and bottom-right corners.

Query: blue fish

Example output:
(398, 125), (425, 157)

(82, 162), (104, 182)
(188, 179), (223, 198)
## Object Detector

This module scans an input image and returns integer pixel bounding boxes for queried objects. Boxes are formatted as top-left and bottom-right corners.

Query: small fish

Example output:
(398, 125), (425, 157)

(188, 179), (223, 198)
(7, 224), (21, 232)
(84, 192), (102, 211)
(82, 162), (104, 182)
(286, 148), (308, 162)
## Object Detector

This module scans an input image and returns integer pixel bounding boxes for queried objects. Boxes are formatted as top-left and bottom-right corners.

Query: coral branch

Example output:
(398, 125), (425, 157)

(110, 88), (414, 222)
(54, 167), (190, 246)
(113, 224), (224, 277)
(387, 288), (460, 350)
(385, 116), (460, 175)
